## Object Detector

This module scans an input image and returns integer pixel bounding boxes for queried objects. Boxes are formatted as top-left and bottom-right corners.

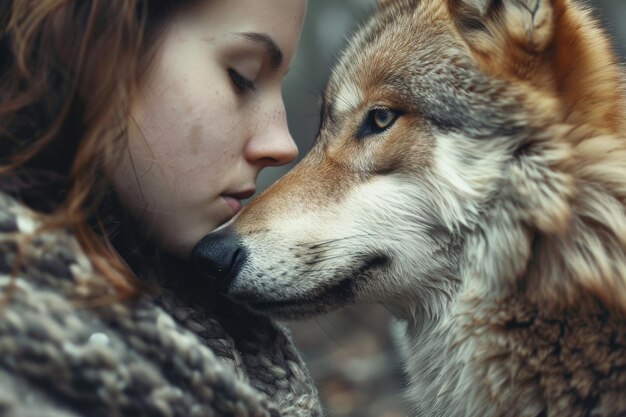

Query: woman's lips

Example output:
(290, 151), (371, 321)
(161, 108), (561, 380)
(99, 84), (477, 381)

(221, 189), (255, 215)
(222, 195), (243, 214)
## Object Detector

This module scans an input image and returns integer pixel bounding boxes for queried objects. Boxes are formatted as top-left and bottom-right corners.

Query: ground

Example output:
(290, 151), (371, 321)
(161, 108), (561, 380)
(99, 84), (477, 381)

(289, 305), (407, 417)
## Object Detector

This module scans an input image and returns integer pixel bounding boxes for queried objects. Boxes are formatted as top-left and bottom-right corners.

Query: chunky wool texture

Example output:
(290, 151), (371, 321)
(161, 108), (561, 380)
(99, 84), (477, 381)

(0, 192), (322, 417)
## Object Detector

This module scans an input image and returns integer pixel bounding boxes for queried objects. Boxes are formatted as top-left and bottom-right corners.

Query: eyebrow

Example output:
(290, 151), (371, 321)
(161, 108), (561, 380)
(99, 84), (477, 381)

(237, 32), (284, 70)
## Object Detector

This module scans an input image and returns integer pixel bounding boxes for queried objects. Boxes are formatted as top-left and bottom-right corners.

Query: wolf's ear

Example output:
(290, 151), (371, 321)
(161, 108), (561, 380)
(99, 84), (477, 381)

(450, 0), (555, 53)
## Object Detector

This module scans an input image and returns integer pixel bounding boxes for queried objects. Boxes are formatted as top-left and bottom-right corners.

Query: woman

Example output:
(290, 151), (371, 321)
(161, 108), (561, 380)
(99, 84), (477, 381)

(0, 1), (322, 416)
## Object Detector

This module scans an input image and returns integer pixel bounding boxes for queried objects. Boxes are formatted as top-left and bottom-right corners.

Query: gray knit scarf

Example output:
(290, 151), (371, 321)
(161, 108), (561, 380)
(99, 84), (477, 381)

(0, 192), (323, 417)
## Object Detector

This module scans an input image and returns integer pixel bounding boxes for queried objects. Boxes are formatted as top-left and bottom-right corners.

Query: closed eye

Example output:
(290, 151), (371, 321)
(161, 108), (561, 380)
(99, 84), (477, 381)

(228, 69), (256, 93)
(356, 107), (401, 140)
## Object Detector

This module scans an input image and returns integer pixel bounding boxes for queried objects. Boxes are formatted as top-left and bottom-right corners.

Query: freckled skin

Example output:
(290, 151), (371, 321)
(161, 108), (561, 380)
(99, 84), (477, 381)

(109, 0), (306, 258)
(188, 124), (203, 155)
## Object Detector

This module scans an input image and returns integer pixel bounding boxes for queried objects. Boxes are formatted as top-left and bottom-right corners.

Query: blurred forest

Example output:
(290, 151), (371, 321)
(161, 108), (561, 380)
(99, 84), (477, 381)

(256, 1), (626, 416)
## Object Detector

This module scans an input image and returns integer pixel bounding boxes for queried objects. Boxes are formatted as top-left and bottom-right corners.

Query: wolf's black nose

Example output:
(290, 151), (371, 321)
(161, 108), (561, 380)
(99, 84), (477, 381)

(191, 228), (247, 292)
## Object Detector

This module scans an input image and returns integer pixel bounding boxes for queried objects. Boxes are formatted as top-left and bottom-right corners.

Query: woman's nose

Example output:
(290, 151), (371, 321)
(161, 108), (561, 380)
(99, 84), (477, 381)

(245, 109), (298, 167)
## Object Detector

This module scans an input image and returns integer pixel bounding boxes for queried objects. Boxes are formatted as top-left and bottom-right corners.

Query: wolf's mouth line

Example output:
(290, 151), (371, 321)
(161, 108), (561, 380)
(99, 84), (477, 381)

(240, 253), (391, 311)
(244, 276), (354, 310)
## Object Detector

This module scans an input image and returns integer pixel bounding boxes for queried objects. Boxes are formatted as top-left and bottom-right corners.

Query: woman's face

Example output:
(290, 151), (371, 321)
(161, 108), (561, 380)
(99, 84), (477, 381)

(112, 0), (306, 258)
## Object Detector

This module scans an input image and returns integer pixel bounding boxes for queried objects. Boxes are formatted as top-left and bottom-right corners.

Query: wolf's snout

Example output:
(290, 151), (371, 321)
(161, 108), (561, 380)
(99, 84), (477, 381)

(191, 228), (247, 292)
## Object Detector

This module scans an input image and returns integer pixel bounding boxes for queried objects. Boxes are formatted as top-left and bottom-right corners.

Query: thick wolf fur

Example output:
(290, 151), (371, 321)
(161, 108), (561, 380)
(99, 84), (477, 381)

(197, 0), (626, 415)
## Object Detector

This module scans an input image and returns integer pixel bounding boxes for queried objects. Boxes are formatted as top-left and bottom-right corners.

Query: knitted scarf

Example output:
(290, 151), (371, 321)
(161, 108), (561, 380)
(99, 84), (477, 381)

(0, 192), (323, 417)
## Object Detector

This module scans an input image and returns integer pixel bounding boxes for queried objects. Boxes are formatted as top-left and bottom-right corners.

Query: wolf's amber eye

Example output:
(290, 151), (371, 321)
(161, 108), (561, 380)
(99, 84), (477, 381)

(356, 107), (400, 140)
(373, 108), (396, 129)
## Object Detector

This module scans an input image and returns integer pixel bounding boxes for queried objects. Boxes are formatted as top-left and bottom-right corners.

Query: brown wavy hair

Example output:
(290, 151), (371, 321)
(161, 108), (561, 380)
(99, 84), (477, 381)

(0, 0), (197, 298)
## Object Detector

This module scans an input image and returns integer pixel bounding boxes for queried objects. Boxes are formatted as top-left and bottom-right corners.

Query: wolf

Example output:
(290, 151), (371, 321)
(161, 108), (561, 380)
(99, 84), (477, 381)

(192, 0), (626, 415)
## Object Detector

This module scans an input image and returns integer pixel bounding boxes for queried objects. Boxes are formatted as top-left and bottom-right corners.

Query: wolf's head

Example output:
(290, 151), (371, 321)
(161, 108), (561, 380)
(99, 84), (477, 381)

(193, 0), (625, 321)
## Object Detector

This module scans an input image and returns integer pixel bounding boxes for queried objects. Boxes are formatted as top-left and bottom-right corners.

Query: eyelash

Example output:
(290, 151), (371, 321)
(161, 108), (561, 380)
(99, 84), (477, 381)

(228, 69), (256, 93)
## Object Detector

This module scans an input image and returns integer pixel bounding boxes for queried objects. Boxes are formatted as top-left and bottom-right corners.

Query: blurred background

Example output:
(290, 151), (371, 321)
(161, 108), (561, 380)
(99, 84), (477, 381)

(256, 1), (626, 416)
